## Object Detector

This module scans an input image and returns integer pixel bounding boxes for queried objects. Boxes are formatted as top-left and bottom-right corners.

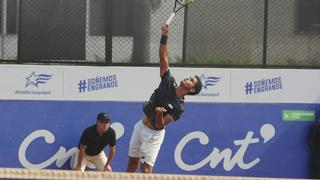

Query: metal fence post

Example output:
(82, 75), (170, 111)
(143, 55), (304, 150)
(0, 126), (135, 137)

(182, 5), (189, 65)
(262, 0), (269, 67)
(105, 0), (113, 64)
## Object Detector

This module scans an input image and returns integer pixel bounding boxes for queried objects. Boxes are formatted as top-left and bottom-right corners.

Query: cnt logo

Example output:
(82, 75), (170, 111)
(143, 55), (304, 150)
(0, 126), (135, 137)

(25, 71), (52, 88)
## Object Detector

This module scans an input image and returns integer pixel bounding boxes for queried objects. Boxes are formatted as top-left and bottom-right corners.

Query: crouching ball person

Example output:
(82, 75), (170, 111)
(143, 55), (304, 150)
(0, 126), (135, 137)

(74, 112), (116, 172)
(126, 25), (203, 173)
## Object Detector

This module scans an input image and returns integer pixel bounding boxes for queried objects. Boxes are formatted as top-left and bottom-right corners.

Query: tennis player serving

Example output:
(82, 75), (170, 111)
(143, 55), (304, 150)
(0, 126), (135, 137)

(126, 24), (202, 173)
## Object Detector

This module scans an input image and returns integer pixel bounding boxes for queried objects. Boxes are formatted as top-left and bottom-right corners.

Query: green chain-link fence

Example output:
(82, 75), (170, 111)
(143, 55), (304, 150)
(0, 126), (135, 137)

(0, 0), (319, 67)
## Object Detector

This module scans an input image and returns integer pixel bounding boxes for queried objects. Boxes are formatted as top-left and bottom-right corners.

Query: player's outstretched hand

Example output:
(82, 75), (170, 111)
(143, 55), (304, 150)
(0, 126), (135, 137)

(162, 25), (169, 36)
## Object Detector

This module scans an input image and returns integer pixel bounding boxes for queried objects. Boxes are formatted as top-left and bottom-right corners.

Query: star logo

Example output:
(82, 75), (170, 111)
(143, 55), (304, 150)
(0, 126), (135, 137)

(25, 71), (53, 88)
(25, 72), (38, 87)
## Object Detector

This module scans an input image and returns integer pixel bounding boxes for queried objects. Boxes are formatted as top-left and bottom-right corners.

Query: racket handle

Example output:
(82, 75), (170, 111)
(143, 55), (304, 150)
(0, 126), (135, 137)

(165, 12), (176, 25)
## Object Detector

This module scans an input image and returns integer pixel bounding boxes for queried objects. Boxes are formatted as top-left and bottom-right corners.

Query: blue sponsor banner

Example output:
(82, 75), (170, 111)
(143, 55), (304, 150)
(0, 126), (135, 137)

(0, 100), (319, 178)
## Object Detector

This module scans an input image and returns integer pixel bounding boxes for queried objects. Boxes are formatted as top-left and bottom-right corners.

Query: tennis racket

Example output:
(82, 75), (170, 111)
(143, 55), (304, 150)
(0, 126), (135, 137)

(165, 0), (194, 25)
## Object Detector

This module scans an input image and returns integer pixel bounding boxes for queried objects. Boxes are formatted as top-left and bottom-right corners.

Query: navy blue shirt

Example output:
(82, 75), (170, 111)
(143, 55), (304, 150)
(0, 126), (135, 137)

(143, 70), (184, 129)
(79, 125), (116, 156)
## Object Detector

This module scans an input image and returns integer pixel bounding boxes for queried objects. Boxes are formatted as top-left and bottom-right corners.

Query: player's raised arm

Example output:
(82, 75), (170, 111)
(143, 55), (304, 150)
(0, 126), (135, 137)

(159, 25), (169, 77)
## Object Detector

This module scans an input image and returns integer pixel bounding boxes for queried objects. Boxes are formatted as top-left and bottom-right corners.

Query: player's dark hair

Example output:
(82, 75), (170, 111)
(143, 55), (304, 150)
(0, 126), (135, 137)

(188, 75), (202, 95)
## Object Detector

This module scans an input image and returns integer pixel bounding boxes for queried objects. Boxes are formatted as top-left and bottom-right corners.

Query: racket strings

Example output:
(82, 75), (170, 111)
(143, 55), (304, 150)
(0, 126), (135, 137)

(177, 0), (193, 6)
(173, 0), (192, 13)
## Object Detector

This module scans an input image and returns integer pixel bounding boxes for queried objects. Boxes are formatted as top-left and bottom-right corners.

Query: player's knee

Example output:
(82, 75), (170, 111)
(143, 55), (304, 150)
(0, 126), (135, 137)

(127, 164), (137, 172)
(141, 162), (153, 173)
(127, 157), (140, 172)
(128, 157), (140, 164)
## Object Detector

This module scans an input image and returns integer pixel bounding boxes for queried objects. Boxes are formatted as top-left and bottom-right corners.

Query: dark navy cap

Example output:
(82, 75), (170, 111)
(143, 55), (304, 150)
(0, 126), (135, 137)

(97, 112), (110, 122)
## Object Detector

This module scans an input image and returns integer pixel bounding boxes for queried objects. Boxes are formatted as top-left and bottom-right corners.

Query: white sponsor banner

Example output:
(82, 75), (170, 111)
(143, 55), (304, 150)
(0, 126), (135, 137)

(63, 66), (158, 102)
(0, 65), (63, 100)
(62, 66), (230, 102)
(170, 68), (230, 102)
(0, 65), (320, 103)
(231, 69), (320, 103)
